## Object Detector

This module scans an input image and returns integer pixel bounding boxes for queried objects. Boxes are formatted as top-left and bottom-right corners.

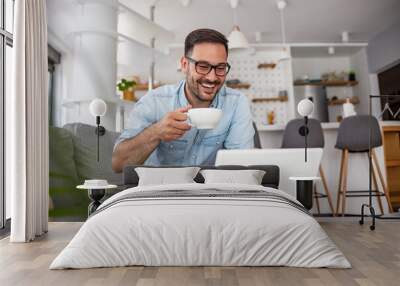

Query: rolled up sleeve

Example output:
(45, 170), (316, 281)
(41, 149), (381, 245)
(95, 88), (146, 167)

(223, 95), (255, 149)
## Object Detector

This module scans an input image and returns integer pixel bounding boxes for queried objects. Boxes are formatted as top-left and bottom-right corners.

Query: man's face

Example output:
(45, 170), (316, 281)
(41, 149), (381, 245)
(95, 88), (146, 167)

(181, 42), (228, 103)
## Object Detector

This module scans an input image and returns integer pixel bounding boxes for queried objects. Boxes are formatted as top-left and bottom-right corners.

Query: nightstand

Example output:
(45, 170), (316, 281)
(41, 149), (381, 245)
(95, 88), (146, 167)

(77, 183), (117, 216)
(289, 176), (320, 210)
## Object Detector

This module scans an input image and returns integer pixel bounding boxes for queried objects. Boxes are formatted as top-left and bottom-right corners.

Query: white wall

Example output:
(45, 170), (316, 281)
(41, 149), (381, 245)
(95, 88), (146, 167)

(366, 20), (400, 117)
(47, 0), (118, 130)
(367, 20), (400, 73)
(292, 56), (351, 80)
(349, 48), (371, 116)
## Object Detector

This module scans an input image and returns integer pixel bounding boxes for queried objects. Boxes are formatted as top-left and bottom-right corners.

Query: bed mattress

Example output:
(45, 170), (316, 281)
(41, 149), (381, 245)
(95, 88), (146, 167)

(50, 183), (350, 269)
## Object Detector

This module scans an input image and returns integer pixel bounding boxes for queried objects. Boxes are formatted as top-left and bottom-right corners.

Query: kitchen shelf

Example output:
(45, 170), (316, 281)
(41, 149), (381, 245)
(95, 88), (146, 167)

(328, 96), (360, 106)
(226, 83), (251, 89)
(118, 2), (173, 37)
(134, 83), (162, 91)
(252, 95), (288, 103)
(257, 63), (277, 69)
(113, 97), (137, 106)
(62, 98), (114, 108)
(74, 0), (174, 52)
(294, 80), (358, 87)
(118, 2), (174, 54)
(67, 29), (169, 55)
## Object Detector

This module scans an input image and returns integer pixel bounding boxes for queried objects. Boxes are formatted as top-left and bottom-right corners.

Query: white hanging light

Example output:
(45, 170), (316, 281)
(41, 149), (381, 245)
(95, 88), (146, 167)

(227, 0), (249, 50)
(227, 25), (249, 49)
(276, 1), (290, 61)
(276, 0), (287, 44)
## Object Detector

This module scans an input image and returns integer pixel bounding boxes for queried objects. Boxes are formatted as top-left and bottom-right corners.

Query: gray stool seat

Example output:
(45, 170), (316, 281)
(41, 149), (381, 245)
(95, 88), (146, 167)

(282, 118), (334, 215)
(282, 118), (324, 148)
(253, 122), (262, 149)
(335, 115), (382, 152)
(335, 115), (393, 215)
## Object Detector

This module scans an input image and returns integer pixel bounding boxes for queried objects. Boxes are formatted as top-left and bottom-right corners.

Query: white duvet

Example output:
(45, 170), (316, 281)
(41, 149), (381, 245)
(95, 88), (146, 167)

(50, 183), (350, 269)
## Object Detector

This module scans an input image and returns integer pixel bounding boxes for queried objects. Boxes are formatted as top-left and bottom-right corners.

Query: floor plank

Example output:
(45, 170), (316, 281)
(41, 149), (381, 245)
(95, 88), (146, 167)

(0, 219), (399, 286)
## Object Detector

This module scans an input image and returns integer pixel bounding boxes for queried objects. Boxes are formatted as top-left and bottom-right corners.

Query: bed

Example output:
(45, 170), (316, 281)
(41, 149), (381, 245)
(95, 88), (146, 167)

(50, 165), (350, 269)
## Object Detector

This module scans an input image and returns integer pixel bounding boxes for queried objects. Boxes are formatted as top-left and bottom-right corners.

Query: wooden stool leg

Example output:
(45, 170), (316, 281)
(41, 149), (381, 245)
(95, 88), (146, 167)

(372, 149), (393, 213)
(336, 151), (345, 215)
(341, 150), (349, 216)
(319, 165), (335, 215)
(314, 184), (321, 215)
(371, 159), (384, 215)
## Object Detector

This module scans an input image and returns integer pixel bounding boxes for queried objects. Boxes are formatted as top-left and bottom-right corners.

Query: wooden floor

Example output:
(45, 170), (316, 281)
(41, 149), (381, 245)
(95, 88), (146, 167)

(0, 219), (399, 286)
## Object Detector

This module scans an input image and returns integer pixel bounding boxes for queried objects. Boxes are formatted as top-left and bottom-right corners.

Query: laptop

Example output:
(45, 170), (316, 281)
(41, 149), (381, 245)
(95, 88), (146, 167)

(215, 148), (323, 197)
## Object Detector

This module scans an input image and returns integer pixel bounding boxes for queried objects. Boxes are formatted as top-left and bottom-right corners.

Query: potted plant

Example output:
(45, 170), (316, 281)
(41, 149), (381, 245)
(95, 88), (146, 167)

(117, 78), (137, 101)
(348, 70), (356, 82)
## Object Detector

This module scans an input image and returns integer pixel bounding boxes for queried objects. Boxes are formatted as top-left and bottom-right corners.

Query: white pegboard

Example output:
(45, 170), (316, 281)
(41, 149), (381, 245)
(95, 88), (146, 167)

(227, 49), (293, 126)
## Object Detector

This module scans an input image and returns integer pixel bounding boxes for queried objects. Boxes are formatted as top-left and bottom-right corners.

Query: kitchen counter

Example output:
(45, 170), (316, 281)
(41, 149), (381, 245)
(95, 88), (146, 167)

(257, 120), (400, 215)
(257, 122), (339, 131)
(257, 120), (400, 132)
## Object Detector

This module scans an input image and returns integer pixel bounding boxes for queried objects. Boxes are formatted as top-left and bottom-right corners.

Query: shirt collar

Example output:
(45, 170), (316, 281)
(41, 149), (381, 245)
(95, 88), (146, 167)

(177, 79), (226, 109)
(177, 80), (190, 108)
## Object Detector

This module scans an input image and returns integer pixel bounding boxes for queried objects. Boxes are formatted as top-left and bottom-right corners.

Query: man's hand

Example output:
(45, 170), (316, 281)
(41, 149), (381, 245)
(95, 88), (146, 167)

(154, 105), (192, 142)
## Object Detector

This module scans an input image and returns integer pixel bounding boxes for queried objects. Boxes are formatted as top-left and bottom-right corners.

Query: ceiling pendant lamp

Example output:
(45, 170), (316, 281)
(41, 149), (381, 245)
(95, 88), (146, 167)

(277, 0), (287, 44)
(227, 25), (249, 49)
(227, 0), (249, 50)
(276, 0), (290, 61)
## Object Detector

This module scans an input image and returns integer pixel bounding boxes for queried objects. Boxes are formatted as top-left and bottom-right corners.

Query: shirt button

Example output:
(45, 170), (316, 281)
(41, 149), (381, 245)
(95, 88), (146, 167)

(169, 145), (174, 149)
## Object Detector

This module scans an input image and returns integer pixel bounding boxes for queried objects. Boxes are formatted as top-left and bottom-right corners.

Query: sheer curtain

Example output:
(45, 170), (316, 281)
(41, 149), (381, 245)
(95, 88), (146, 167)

(9, 0), (49, 242)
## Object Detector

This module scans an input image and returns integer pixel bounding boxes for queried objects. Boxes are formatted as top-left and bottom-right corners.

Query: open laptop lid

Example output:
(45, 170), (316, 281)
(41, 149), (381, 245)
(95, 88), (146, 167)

(215, 148), (323, 196)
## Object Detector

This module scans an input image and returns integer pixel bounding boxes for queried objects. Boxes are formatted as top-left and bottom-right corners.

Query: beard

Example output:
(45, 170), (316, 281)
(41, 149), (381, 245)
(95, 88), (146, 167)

(185, 73), (224, 103)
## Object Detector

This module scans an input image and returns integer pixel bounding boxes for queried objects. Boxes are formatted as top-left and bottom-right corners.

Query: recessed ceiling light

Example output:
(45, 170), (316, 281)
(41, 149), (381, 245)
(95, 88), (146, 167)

(180, 0), (191, 7)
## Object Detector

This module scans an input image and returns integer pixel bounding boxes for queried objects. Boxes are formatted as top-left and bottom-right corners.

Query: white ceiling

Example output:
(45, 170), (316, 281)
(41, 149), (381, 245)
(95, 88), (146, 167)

(126, 0), (400, 44)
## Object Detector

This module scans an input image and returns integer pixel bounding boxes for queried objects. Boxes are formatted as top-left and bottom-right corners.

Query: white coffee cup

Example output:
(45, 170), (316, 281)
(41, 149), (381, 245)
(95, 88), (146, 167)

(187, 108), (222, 129)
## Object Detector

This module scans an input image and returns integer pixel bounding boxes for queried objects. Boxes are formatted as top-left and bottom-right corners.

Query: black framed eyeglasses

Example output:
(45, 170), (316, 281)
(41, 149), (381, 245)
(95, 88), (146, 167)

(186, 57), (231, 76)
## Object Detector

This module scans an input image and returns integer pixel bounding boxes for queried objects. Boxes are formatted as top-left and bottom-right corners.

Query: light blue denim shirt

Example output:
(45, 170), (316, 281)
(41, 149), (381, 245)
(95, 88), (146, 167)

(114, 80), (255, 165)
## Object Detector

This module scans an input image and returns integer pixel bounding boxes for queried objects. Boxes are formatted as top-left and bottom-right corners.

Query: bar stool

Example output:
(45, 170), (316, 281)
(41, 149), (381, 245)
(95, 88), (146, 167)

(281, 118), (335, 215)
(335, 115), (393, 215)
(253, 122), (262, 149)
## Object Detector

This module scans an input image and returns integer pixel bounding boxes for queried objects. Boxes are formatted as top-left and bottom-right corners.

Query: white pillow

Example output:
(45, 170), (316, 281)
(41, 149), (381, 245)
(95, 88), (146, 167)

(200, 169), (266, 185)
(135, 167), (201, 186)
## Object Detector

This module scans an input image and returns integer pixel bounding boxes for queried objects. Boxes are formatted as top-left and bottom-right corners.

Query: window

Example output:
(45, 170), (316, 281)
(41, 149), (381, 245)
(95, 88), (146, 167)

(48, 45), (61, 127)
(0, 0), (14, 231)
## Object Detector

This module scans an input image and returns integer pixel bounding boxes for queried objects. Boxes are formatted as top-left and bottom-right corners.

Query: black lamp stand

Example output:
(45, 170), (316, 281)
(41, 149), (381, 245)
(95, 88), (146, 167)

(298, 116), (310, 162)
(95, 115), (106, 162)
(292, 115), (314, 210)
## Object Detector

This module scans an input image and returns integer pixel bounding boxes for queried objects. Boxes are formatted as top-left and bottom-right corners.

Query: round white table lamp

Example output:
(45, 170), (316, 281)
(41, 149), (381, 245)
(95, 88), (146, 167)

(89, 98), (107, 117)
(297, 98), (314, 117)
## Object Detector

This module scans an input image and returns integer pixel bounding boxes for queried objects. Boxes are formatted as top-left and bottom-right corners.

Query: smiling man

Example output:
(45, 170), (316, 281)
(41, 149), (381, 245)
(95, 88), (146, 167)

(112, 28), (254, 172)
